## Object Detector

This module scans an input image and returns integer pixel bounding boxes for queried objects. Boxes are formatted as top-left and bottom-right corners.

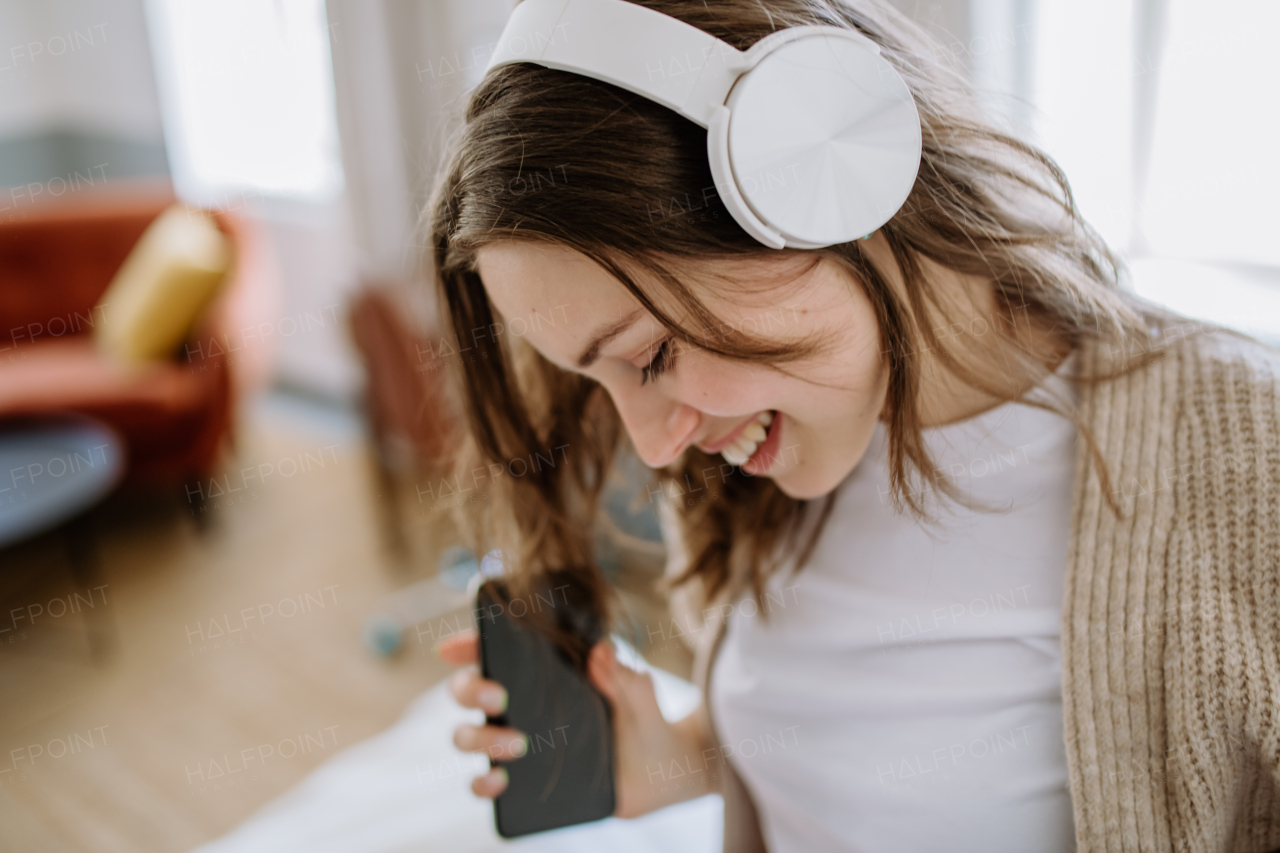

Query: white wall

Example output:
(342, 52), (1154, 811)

(0, 0), (164, 142)
(326, 0), (513, 289)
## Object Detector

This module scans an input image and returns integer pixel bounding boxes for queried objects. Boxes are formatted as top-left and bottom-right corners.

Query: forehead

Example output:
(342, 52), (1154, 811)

(476, 241), (818, 313)
(476, 242), (641, 366)
(477, 241), (634, 321)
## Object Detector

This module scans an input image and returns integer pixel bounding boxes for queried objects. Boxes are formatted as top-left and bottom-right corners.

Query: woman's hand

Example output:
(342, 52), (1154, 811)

(438, 631), (718, 817)
(437, 632), (525, 797)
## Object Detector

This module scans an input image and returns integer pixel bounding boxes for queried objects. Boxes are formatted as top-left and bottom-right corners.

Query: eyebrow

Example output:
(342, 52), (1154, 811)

(576, 309), (643, 368)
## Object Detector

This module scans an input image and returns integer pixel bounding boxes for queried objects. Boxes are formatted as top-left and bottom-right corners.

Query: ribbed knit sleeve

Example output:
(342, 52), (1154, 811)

(1063, 326), (1280, 853)
(1164, 330), (1280, 852)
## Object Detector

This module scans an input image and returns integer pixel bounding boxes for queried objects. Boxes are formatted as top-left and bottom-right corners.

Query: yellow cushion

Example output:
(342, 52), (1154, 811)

(94, 204), (232, 363)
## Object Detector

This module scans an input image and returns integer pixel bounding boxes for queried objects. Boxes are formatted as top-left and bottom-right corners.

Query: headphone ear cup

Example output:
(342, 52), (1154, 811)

(724, 33), (922, 248)
(707, 106), (787, 249)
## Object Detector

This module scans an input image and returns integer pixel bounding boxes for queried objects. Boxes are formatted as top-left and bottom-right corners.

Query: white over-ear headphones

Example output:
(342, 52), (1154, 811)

(484, 0), (922, 250)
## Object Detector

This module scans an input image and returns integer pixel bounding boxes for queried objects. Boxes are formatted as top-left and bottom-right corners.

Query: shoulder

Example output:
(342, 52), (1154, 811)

(1135, 314), (1280, 544)
(1163, 317), (1280, 440)
(1169, 316), (1280, 380)
(1104, 303), (1280, 416)
(1081, 306), (1279, 515)
(1139, 312), (1280, 475)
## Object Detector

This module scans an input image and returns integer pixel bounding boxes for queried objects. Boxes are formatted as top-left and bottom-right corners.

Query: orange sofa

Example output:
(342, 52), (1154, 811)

(0, 184), (281, 486)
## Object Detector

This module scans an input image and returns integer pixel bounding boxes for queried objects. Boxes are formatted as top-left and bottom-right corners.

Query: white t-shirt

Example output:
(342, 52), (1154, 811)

(709, 359), (1079, 852)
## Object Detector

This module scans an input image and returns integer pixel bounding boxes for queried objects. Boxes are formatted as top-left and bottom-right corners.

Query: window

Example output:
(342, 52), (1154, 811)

(1135, 0), (1280, 268)
(1019, 0), (1280, 345)
(143, 0), (344, 206)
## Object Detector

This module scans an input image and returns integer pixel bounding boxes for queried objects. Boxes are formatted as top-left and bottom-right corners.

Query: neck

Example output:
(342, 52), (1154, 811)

(863, 234), (1073, 428)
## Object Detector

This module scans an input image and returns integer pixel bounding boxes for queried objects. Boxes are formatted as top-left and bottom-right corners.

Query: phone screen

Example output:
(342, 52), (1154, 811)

(475, 579), (616, 837)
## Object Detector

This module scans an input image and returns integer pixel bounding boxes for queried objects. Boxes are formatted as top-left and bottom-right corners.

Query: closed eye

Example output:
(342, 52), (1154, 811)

(640, 337), (675, 385)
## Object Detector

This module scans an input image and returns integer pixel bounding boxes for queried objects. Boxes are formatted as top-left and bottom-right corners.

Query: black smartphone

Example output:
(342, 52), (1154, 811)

(475, 577), (616, 837)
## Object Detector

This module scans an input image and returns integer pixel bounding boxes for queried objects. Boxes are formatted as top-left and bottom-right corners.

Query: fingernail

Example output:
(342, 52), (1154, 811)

(479, 685), (508, 714)
(510, 734), (529, 758)
(487, 766), (509, 793)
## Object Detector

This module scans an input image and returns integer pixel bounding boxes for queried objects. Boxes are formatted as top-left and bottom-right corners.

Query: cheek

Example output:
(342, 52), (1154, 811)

(674, 353), (784, 413)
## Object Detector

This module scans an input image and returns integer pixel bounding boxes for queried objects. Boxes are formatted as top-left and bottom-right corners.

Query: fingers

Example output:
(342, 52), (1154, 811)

(454, 723), (530, 761)
(447, 666), (509, 715)
(434, 630), (478, 665)
(437, 631), (516, 801)
(440, 631), (507, 718)
(471, 766), (509, 798)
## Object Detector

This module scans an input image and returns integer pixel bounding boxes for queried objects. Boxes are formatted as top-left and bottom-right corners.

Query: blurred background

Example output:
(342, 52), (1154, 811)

(0, 0), (1276, 850)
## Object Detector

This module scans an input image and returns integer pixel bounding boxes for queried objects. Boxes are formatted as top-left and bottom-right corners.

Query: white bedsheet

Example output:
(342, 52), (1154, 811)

(191, 640), (722, 853)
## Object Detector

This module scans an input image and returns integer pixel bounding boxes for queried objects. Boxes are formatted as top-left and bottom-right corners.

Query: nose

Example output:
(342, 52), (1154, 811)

(611, 388), (700, 468)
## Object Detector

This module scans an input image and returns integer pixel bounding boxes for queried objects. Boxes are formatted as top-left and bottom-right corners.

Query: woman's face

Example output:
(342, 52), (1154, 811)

(476, 241), (889, 500)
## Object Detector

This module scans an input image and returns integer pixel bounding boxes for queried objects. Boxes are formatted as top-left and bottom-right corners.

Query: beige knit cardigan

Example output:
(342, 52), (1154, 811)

(668, 322), (1280, 852)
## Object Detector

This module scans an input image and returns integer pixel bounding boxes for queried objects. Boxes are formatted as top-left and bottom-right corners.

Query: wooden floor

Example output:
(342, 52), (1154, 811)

(0, 397), (684, 852)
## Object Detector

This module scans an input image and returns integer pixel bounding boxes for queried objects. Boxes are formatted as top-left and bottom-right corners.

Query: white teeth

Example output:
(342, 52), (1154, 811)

(719, 411), (774, 466)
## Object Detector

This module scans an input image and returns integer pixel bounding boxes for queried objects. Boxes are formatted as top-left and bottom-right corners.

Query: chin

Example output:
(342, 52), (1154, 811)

(765, 463), (846, 501)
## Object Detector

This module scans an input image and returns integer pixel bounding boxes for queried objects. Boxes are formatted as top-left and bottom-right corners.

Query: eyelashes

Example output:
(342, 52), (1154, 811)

(640, 337), (675, 385)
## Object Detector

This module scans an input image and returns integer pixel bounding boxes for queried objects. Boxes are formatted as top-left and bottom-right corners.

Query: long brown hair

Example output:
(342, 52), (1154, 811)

(425, 0), (1177, 635)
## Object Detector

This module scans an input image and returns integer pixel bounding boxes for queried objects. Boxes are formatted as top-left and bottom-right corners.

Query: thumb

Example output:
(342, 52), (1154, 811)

(587, 639), (622, 704)
(587, 640), (661, 721)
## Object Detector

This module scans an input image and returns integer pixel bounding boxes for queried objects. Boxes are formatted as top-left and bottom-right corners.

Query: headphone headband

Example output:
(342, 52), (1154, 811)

(486, 0), (745, 128)
(484, 0), (922, 249)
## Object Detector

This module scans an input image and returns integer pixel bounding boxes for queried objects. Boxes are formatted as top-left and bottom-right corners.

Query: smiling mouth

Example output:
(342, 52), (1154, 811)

(719, 410), (774, 466)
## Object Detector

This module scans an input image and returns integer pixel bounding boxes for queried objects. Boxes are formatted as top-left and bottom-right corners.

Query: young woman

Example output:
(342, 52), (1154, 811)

(429, 1), (1280, 850)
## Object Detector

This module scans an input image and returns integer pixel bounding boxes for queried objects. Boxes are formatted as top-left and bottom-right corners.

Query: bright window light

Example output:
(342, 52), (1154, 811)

(1029, 0), (1134, 251)
(1136, 0), (1280, 267)
(1025, 0), (1280, 345)
(1130, 258), (1280, 348)
(144, 0), (344, 205)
